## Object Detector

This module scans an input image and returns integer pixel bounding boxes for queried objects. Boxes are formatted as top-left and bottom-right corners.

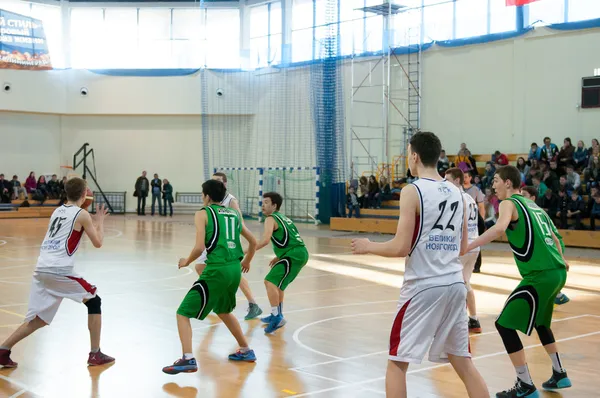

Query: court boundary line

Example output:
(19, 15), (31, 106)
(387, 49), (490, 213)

(289, 317), (600, 397)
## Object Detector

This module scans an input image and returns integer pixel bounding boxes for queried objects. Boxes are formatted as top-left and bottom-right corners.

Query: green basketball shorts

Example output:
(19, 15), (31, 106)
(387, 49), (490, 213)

(177, 261), (242, 320)
(265, 247), (309, 291)
(496, 268), (567, 335)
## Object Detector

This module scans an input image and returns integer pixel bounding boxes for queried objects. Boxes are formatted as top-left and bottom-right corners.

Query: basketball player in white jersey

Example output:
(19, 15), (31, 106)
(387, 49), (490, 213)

(194, 172), (263, 320)
(0, 177), (114, 368)
(446, 167), (482, 333)
(352, 132), (489, 398)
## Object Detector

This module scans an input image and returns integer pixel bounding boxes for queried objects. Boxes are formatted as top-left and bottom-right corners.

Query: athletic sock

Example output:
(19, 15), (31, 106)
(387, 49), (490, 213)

(516, 364), (533, 385)
(469, 315), (478, 321)
(271, 306), (279, 316)
(549, 352), (565, 373)
(0, 346), (9, 351)
(91, 348), (100, 353)
(239, 347), (250, 354)
(278, 303), (283, 315)
(183, 353), (194, 360)
(556, 292), (565, 299)
(248, 300), (257, 305)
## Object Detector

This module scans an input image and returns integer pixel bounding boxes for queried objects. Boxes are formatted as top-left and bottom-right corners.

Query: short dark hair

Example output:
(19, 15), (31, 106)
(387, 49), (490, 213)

(445, 167), (464, 185)
(65, 177), (87, 202)
(495, 166), (521, 189)
(202, 179), (226, 203)
(531, 142), (537, 147)
(522, 186), (537, 200)
(409, 131), (442, 167)
(212, 172), (228, 183)
(263, 192), (283, 211)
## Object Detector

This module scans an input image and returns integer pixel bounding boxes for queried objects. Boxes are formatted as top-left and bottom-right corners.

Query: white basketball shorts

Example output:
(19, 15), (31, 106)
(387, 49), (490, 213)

(388, 282), (470, 364)
(24, 272), (97, 324)
(197, 249), (208, 265)
(460, 251), (479, 291)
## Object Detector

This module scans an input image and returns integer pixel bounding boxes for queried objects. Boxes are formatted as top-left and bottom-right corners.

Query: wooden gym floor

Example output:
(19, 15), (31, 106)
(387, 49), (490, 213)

(1, 215), (599, 398)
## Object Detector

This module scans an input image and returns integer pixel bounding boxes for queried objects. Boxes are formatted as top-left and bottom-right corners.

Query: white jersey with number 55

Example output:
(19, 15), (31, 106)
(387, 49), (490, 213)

(403, 178), (465, 294)
(36, 205), (85, 275)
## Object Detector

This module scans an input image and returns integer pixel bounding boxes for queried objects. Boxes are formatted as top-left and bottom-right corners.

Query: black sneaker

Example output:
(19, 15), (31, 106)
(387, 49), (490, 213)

(496, 379), (539, 398)
(542, 369), (572, 391)
(468, 318), (482, 333)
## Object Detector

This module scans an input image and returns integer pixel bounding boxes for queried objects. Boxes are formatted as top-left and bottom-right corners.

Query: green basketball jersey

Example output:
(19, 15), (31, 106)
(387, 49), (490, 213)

(505, 194), (566, 277)
(203, 204), (244, 266)
(269, 211), (306, 258)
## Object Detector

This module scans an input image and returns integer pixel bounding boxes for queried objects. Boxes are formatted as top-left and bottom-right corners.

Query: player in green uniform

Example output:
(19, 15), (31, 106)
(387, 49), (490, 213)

(521, 187), (570, 306)
(255, 192), (309, 334)
(162, 179), (258, 375)
(467, 166), (572, 398)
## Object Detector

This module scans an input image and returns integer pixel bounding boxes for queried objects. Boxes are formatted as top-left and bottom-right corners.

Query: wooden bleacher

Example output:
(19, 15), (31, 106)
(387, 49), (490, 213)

(0, 198), (61, 219)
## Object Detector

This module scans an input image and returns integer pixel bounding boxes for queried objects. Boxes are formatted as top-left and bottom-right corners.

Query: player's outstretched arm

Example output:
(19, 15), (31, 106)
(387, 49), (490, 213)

(467, 200), (514, 252)
(240, 224), (257, 272)
(79, 204), (108, 248)
(256, 217), (276, 251)
(351, 184), (417, 258)
(179, 210), (207, 268)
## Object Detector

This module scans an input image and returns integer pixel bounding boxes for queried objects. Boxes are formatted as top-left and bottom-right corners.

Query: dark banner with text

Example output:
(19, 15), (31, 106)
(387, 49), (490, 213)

(0, 9), (52, 70)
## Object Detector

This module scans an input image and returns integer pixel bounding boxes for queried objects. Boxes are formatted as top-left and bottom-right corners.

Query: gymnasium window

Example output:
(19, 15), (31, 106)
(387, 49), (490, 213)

(455, 0), (488, 39)
(171, 9), (205, 69)
(205, 9), (240, 69)
(528, 0), (566, 25)
(489, 0), (517, 34)
(423, 0), (453, 42)
(250, 1), (282, 68)
(70, 8), (105, 68)
(567, 0), (600, 23)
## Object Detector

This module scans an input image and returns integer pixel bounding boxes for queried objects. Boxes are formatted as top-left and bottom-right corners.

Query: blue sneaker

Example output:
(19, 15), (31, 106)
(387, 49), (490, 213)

(260, 314), (274, 324)
(542, 369), (572, 391)
(264, 314), (286, 334)
(162, 357), (198, 375)
(554, 293), (570, 305)
(228, 349), (256, 362)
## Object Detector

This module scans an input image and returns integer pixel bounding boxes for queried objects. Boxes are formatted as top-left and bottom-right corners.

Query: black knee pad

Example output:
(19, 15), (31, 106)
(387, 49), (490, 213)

(85, 295), (101, 315)
(495, 321), (523, 354)
(535, 325), (555, 346)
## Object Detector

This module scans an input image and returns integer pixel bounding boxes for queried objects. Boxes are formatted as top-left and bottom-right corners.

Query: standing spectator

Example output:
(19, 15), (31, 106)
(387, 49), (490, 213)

(150, 173), (162, 216)
(367, 175), (380, 209)
(162, 178), (174, 217)
(10, 175), (26, 200)
(572, 140), (589, 171)
(565, 191), (584, 230)
(557, 137), (574, 168)
(25, 172), (37, 194)
(346, 186), (360, 218)
(528, 142), (541, 162)
(47, 174), (60, 199)
(464, 170), (485, 273)
(493, 150), (509, 166)
(590, 193), (600, 231)
(0, 174), (11, 203)
(540, 136), (559, 162)
(134, 171), (149, 216)
(565, 164), (581, 192)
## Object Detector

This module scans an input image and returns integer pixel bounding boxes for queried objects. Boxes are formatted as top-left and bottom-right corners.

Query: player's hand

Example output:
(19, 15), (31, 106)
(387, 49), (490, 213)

(178, 258), (188, 269)
(351, 238), (371, 254)
(241, 259), (251, 273)
(269, 257), (279, 268)
(564, 259), (570, 272)
(92, 204), (109, 222)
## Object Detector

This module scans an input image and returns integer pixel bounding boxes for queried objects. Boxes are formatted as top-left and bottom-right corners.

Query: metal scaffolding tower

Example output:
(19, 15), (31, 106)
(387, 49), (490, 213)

(349, 0), (422, 181)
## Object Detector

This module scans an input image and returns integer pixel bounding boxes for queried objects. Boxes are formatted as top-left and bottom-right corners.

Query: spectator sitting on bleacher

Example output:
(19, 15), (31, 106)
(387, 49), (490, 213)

(541, 163), (559, 193)
(47, 174), (60, 199)
(585, 184), (599, 218)
(528, 142), (542, 162)
(584, 156), (599, 191)
(0, 174), (11, 203)
(346, 186), (360, 219)
(555, 189), (569, 228)
(549, 159), (564, 178)
(36, 176), (49, 201)
(493, 150), (509, 166)
(10, 175), (26, 200)
(590, 193), (600, 231)
(484, 187), (499, 215)
(59, 176), (67, 204)
(25, 172), (37, 193)
(565, 164), (581, 192)
(437, 149), (450, 176)
(358, 176), (368, 208)
(539, 189), (558, 216)
(532, 175), (547, 198)
(516, 157), (529, 183)
(378, 176), (392, 206)
(589, 138), (599, 157)
(573, 140), (589, 171)
(563, 191), (585, 230)
(367, 175), (380, 209)
(525, 159), (539, 185)
(541, 136), (559, 162)
(558, 175), (573, 196)
(558, 137), (575, 168)
(481, 162), (496, 189)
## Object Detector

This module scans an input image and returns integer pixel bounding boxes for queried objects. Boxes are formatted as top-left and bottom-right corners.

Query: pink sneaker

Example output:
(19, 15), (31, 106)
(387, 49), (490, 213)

(87, 350), (115, 366)
(0, 349), (18, 368)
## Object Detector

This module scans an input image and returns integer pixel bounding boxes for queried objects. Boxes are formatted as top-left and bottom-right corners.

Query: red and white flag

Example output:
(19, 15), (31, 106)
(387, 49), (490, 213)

(506, 0), (540, 6)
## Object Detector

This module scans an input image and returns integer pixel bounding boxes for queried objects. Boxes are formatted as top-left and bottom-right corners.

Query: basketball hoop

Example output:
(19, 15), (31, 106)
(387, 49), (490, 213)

(60, 165), (78, 180)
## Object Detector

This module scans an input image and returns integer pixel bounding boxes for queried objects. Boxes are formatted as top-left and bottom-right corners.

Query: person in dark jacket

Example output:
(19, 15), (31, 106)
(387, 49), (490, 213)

(150, 173), (162, 216)
(162, 178), (174, 217)
(0, 174), (11, 203)
(134, 171), (149, 215)
(47, 174), (61, 199)
(346, 186), (360, 218)
(10, 175), (27, 200)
